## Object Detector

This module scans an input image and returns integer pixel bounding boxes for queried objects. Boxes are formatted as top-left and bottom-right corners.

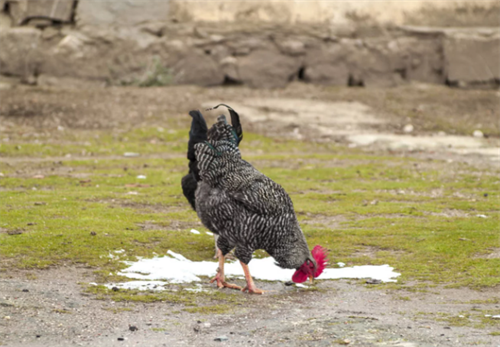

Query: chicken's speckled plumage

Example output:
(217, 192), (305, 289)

(195, 116), (312, 270)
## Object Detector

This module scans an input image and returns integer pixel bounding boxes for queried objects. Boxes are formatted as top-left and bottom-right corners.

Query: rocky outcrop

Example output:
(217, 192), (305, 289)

(444, 31), (500, 86)
(0, 27), (41, 82)
(76, 0), (170, 27)
(0, 1), (498, 89)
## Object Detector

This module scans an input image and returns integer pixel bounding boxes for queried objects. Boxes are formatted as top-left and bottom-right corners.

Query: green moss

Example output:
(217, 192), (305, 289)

(183, 304), (233, 314)
(1, 124), (499, 296)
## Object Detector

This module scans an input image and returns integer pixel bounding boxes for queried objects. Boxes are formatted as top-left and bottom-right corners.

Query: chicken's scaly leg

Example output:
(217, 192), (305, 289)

(210, 249), (242, 290)
(240, 261), (265, 295)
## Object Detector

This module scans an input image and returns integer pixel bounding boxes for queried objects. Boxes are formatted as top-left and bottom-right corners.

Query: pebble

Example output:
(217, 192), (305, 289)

(366, 279), (382, 285)
(22, 289), (29, 292)
(129, 325), (138, 331)
(403, 124), (414, 133)
(472, 130), (484, 138)
(214, 335), (229, 342)
(117, 337), (125, 341)
(90, 231), (97, 236)
(124, 152), (140, 157)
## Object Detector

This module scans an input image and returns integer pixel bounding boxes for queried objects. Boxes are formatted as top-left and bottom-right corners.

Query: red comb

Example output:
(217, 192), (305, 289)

(312, 245), (328, 278)
(292, 245), (329, 283)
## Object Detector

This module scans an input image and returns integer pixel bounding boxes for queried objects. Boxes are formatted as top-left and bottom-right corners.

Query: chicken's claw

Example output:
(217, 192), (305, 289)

(241, 286), (265, 295)
(210, 273), (242, 291)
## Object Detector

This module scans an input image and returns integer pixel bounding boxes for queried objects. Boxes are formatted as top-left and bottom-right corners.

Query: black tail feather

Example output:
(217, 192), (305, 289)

(187, 110), (208, 162)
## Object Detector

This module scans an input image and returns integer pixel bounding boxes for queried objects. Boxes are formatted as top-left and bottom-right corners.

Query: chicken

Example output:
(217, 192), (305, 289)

(181, 105), (243, 256)
(194, 115), (327, 294)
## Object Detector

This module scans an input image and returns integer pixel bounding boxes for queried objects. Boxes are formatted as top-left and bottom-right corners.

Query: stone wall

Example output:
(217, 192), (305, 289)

(0, 0), (498, 89)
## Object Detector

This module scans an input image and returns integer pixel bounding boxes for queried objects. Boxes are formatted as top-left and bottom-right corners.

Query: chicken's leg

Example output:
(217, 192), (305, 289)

(240, 261), (265, 295)
(210, 249), (242, 290)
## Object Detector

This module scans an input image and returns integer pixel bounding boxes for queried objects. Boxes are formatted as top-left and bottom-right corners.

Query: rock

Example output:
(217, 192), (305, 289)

(304, 44), (350, 85)
(220, 56), (240, 82)
(76, 0), (170, 27)
(276, 39), (306, 56)
(396, 37), (445, 84)
(473, 130), (484, 138)
(173, 51), (224, 86)
(0, 27), (41, 79)
(403, 124), (414, 133)
(129, 325), (138, 331)
(0, 11), (11, 29)
(444, 31), (500, 85)
(237, 49), (300, 88)
(366, 279), (382, 285)
(9, 0), (74, 26)
(214, 335), (229, 342)
(41, 27), (61, 40)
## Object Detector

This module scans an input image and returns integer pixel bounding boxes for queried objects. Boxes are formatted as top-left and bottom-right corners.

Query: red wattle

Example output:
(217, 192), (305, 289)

(292, 269), (308, 283)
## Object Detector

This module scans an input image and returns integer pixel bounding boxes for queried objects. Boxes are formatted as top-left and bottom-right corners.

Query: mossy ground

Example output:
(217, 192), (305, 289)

(1, 122), (498, 294)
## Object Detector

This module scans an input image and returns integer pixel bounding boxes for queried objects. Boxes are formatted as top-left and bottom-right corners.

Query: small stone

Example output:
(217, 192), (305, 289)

(117, 337), (125, 341)
(214, 335), (228, 342)
(22, 289), (29, 292)
(473, 130), (484, 138)
(27, 222), (35, 226)
(34, 202), (46, 206)
(366, 279), (382, 285)
(36, 335), (41, 338)
(3, 316), (10, 320)
(483, 193), (488, 197)
(111, 286), (119, 292)
(444, 326), (451, 329)
(90, 231), (97, 236)
(403, 124), (414, 133)
(284, 281), (294, 286)
(129, 325), (138, 331)
(124, 152), (140, 157)
(33, 174), (44, 179)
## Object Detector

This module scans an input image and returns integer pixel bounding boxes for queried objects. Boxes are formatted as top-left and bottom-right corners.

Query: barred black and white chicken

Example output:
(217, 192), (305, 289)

(194, 115), (327, 294)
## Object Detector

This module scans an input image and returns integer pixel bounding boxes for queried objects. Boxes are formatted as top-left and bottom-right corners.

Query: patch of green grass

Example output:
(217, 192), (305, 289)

(1, 123), (499, 293)
(183, 304), (233, 314)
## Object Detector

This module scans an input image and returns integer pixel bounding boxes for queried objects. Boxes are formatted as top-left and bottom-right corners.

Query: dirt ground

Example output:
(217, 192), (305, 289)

(1, 268), (499, 347)
(0, 83), (499, 346)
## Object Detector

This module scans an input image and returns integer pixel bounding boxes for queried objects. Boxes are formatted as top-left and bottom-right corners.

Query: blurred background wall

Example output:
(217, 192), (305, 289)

(0, 0), (498, 89)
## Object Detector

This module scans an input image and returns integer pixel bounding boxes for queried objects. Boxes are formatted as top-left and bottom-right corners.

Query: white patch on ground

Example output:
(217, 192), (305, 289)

(190, 229), (201, 234)
(204, 98), (500, 163)
(104, 251), (400, 290)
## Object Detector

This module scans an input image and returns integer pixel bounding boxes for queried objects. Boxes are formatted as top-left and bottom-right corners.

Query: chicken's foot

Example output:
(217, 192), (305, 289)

(210, 250), (242, 290)
(240, 261), (265, 295)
